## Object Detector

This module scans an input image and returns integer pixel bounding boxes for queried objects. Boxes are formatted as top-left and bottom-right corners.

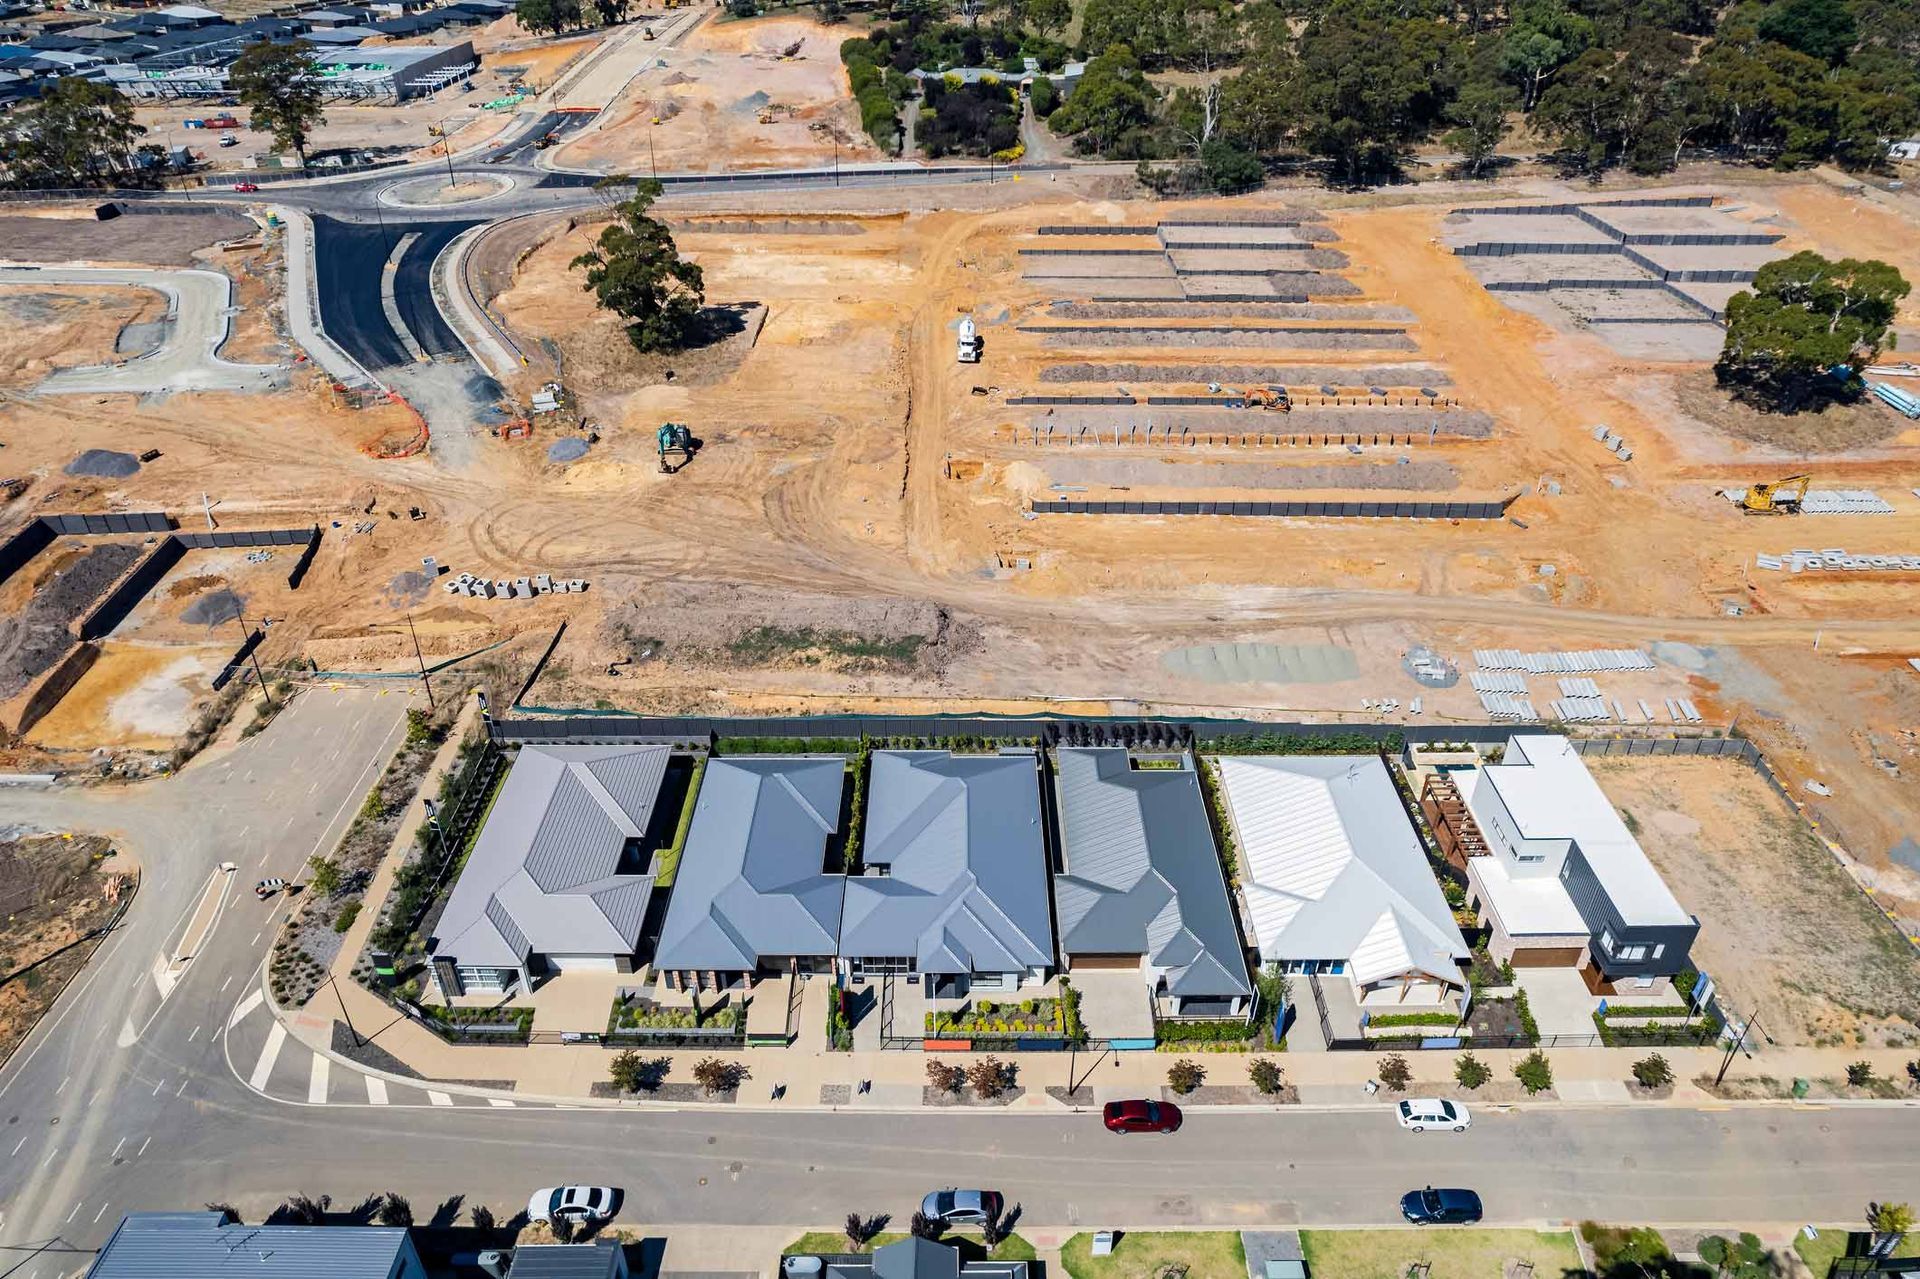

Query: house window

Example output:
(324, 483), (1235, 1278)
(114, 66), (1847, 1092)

(1618, 945), (1647, 962)
(1651, 944), (1665, 960)
(1599, 928), (1615, 955)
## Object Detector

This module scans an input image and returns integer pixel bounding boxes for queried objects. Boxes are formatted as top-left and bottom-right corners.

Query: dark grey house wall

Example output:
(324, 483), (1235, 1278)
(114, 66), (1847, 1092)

(1560, 848), (1698, 979)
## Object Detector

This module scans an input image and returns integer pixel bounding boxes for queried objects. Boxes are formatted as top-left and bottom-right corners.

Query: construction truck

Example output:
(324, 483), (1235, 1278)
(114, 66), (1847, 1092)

(1241, 386), (1291, 411)
(658, 422), (695, 473)
(641, 23), (656, 37)
(956, 315), (983, 364)
(1732, 475), (1811, 514)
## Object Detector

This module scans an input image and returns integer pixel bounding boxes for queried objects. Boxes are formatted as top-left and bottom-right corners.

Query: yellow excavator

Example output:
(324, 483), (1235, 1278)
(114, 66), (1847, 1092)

(1241, 386), (1292, 412)
(1738, 474), (1811, 514)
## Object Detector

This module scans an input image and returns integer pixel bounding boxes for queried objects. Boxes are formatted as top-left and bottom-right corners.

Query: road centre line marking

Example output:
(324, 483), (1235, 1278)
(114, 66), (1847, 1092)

(111, 1138), (125, 1160)
(250, 932), (261, 947)
(66, 1204), (79, 1224)
(43, 1147), (57, 1168)
(55, 1077), (68, 1095)
(176, 1078), (188, 1097)
(93, 1203), (109, 1224)
(137, 1137), (150, 1157)
(188, 1026), (201, 1043)
(10, 1137), (26, 1157)
(221, 975), (233, 993)
(152, 1079), (164, 1096)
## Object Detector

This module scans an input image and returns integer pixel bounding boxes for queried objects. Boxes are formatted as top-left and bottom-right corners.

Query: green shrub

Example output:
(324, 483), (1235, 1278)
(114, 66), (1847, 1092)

(1166, 1058), (1205, 1094)
(1580, 1223), (1672, 1274)
(1366, 1011), (1461, 1028)
(1248, 1058), (1284, 1096)
(1454, 1052), (1492, 1089)
(1631, 1053), (1673, 1088)
(1376, 1053), (1412, 1092)
(1847, 1060), (1876, 1086)
(1029, 75), (1058, 118)
(1513, 1049), (1553, 1094)
(1157, 1018), (1252, 1044)
(332, 901), (362, 934)
(1513, 987), (1540, 1044)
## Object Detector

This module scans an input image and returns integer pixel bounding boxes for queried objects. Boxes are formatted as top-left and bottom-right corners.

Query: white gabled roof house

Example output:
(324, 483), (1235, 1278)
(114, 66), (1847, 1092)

(1215, 755), (1467, 1000)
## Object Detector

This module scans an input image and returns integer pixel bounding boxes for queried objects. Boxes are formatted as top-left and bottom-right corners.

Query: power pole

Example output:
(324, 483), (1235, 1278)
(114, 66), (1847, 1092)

(405, 611), (434, 710)
(232, 604), (275, 711)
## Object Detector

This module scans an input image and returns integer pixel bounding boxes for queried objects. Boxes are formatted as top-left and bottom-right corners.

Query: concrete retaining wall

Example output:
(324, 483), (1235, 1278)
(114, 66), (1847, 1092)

(2, 641), (99, 737)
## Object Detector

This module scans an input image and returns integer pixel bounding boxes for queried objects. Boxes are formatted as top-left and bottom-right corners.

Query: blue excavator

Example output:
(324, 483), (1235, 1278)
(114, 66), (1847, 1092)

(657, 422), (695, 474)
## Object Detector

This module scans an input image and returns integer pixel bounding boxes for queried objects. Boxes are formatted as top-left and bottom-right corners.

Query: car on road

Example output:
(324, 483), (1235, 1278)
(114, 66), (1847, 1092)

(232, 182), (258, 192)
(920, 1189), (1003, 1225)
(1103, 1099), (1183, 1134)
(254, 877), (286, 899)
(1400, 1187), (1483, 1225)
(527, 1186), (620, 1225)
(1396, 1098), (1470, 1132)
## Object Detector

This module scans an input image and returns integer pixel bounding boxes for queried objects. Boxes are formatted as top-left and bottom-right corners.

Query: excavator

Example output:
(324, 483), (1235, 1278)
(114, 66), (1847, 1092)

(1736, 474), (1811, 514)
(1240, 386), (1292, 412)
(657, 422), (695, 474)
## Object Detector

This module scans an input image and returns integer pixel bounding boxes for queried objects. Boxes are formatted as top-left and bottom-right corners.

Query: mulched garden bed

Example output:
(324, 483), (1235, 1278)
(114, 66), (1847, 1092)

(1046, 1085), (1096, 1106)
(922, 1086), (1026, 1107)
(820, 1084), (852, 1105)
(1161, 1084), (1299, 1105)
(589, 1081), (740, 1103)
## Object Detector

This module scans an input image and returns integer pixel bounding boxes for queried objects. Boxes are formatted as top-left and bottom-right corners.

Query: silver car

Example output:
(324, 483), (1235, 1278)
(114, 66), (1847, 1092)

(920, 1189), (1004, 1224)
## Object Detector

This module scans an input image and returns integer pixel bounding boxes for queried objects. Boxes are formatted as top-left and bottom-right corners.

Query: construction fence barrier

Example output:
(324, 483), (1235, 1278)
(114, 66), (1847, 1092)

(211, 627), (266, 692)
(1450, 196), (1715, 216)
(1030, 498), (1511, 519)
(75, 537), (187, 641)
(1036, 225), (1157, 235)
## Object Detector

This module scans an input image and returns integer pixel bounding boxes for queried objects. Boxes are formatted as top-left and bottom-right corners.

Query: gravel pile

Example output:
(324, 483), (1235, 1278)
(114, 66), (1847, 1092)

(64, 449), (140, 479)
(547, 437), (591, 463)
(180, 588), (243, 626)
(1040, 362), (1451, 385)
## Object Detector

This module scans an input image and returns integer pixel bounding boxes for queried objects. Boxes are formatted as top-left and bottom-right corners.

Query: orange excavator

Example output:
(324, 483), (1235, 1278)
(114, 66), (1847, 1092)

(1241, 386), (1292, 412)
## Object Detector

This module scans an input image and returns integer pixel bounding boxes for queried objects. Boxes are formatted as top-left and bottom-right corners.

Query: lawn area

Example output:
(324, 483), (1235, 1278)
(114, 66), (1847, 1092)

(1794, 1229), (1912, 1279)
(784, 1232), (1037, 1263)
(1301, 1229), (1583, 1279)
(1062, 1230), (1247, 1279)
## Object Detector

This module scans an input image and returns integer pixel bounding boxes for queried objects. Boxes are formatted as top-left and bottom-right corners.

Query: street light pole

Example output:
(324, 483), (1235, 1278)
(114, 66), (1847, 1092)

(231, 603), (275, 711)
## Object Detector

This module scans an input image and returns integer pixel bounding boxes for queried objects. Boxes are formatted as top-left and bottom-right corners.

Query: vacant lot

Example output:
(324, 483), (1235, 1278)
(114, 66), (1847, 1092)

(1063, 1231), (1246, 1279)
(1590, 756), (1920, 1047)
(0, 209), (253, 266)
(0, 834), (128, 1064)
(1301, 1229), (1582, 1279)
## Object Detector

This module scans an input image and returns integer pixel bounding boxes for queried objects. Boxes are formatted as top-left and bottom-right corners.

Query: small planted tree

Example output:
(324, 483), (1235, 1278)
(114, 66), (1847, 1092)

(692, 1057), (750, 1096)
(1631, 1053), (1674, 1090)
(1699, 1233), (1768, 1279)
(981, 1202), (1014, 1249)
(470, 1205), (497, 1236)
(1514, 1049), (1554, 1094)
(926, 1059), (966, 1095)
(909, 1210), (946, 1240)
(1869, 1202), (1914, 1258)
(610, 1050), (669, 1093)
(1249, 1058), (1285, 1096)
(1377, 1053), (1413, 1092)
(844, 1212), (887, 1251)
(306, 855), (343, 895)
(967, 1055), (1014, 1100)
(1167, 1058), (1205, 1095)
(1847, 1060), (1877, 1088)
(280, 1194), (329, 1226)
(375, 1194), (413, 1228)
(1454, 1052), (1492, 1090)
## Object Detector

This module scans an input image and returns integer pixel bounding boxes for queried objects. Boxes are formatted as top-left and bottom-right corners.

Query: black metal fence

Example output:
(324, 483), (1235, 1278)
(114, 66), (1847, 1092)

(1031, 498), (1512, 519)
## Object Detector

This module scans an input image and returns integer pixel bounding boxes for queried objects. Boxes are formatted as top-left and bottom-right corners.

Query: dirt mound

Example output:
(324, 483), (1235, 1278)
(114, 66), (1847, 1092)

(547, 436), (591, 462)
(0, 542), (142, 701)
(64, 449), (140, 479)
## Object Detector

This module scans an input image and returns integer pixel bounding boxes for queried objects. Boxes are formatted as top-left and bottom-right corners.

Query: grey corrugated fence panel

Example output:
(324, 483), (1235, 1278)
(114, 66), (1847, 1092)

(175, 526), (316, 549)
(1454, 241), (1628, 258)
(210, 627), (265, 692)
(286, 527), (321, 589)
(0, 520), (57, 589)
(40, 512), (173, 536)
(1451, 197), (1714, 216)
(1588, 316), (1724, 326)
(1016, 247), (1167, 257)
(77, 536), (186, 641)
(1174, 268), (1302, 277)
(1018, 324), (1405, 336)
(1006, 395), (1136, 405)
(1037, 225), (1156, 235)
(1029, 498), (1508, 519)
(1160, 215), (1326, 227)
(1160, 241), (1316, 252)
(1485, 278), (1669, 293)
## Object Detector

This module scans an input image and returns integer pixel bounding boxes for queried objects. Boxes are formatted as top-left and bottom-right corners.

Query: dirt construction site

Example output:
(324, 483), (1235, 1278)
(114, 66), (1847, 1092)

(3, 168), (1920, 980)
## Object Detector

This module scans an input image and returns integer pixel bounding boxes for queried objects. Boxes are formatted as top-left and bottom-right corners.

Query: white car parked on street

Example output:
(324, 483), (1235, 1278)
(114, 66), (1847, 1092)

(1396, 1098), (1471, 1132)
(527, 1185), (620, 1225)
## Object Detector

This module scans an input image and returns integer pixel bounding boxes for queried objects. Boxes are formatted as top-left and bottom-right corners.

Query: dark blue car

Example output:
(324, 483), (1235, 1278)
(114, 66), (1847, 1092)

(1401, 1187), (1484, 1225)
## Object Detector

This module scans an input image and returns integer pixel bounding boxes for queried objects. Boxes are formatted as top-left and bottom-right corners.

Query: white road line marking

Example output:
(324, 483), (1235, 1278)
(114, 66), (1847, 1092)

(427, 1090), (453, 1107)
(110, 1138), (125, 1160)
(151, 1079), (164, 1097)
(250, 932), (261, 947)
(248, 1022), (287, 1091)
(487, 1099), (515, 1108)
(0, 924), (129, 1099)
(10, 1136), (27, 1157)
(66, 1203), (79, 1224)
(137, 1136), (151, 1157)
(55, 1076), (68, 1095)
(93, 1202), (109, 1224)
(229, 988), (265, 1028)
(187, 1025), (201, 1043)
(43, 1147), (57, 1168)
(366, 1076), (388, 1105)
(220, 975), (233, 993)
(176, 1078), (188, 1097)
(307, 1054), (329, 1104)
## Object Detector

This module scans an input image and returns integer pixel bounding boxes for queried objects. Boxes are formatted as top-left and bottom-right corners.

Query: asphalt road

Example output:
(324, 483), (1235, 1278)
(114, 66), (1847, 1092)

(313, 214), (414, 372)
(1, 691), (1918, 1277)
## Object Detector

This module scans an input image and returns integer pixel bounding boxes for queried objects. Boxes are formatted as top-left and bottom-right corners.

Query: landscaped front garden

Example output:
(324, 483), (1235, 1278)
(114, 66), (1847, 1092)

(1061, 1230), (1246, 1279)
(1301, 1228), (1581, 1279)
(926, 997), (1064, 1036)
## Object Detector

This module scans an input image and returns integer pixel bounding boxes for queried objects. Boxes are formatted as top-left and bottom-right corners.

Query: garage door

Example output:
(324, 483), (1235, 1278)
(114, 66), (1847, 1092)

(1070, 953), (1144, 970)
(546, 954), (618, 972)
(1509, 947), (1584, 967)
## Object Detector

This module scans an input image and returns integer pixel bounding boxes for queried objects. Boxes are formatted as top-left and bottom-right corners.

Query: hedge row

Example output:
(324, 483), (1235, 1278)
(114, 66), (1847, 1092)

(1157, 1018), (1255, 1043)
(842, 41), (899, 152)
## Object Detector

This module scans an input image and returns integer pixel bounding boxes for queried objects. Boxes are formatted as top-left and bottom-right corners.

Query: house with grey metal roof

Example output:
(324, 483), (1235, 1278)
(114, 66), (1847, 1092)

(653, 756), (847, 991)
(821, 1234), (1029, 1279)
(1213, 754), (1467, 1016)
(428, 744), (671, 998)
(87, 1211), (424, 1279)
(508, 1241), (629, 1279)
(1052, 748), (1252, 1019)
(837, 750), (1053, 997)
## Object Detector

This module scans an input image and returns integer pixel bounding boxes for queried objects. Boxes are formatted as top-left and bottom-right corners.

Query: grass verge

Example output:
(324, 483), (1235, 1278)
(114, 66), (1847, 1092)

(1300, 1228), (1581, 1279)
(1062, 1230), (1247, 1279)
(785, 1232), (1036, 1263)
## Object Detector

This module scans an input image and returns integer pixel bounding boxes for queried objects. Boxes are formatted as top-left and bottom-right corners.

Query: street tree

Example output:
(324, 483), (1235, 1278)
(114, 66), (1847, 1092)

(1716, 251), (1910, 412)
(1046, 44), (1159, 155)
(1376, 1053), (1413, 1091)
(231, 40), (327, 169)
(375, 1194), (413, 1228)
(0, 77), (145, 188)
(571, 179), (707, 353)
(1869, 1203), (1914, 1258)
(306, 855), (343, 895)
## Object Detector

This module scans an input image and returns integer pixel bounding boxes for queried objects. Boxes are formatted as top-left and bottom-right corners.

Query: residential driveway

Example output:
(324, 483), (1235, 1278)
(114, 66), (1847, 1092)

(1242, 1230), (1304, 1279)
(0, 265), (286, 394)
(1071, 968), (1154, 1042)
(1515, 967), (1600, 1039)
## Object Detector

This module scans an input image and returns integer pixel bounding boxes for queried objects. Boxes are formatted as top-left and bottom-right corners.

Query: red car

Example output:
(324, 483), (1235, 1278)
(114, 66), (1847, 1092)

(1103, 1099), (1182, 1134)
(233, 182), (259, 193)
